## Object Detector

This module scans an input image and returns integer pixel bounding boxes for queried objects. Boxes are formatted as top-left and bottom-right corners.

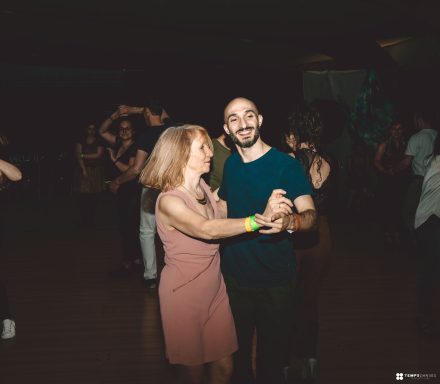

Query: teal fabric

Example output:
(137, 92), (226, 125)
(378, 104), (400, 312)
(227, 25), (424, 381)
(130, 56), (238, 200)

(218, 148), (312, 287)
(351, 69), (394, 150)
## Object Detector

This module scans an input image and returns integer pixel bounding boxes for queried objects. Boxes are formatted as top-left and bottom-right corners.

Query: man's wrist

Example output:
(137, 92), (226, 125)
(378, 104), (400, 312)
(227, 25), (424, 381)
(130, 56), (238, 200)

(288, 214), (301, 232)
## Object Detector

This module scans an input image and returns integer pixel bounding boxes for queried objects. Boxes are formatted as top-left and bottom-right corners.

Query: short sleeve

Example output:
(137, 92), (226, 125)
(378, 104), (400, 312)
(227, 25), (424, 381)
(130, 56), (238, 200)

(135, 131), (150, 154)
(280, 158), (312, 201)
(405, 135), (418, 157)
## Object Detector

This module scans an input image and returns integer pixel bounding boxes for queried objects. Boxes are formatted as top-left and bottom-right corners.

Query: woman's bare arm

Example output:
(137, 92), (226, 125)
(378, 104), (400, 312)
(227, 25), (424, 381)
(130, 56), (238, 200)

(0, 159), (22, 181)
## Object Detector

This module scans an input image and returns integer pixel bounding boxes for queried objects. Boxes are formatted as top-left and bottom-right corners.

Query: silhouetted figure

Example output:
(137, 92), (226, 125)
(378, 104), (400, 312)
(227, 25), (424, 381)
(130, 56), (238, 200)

(398, 108), (438, 234)
(414, 133), (440, 337)
(109, 102), (171, 289)
(284, 104), (332, 382)
(73, 124), (105, 228)
(99, 109), (142, 277)
(0, 156), (22, 340)
(374, 121), (409, 245)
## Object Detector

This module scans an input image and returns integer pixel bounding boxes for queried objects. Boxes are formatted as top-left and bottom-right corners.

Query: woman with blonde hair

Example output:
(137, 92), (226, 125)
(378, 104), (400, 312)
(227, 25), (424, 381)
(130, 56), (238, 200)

(140, 124), (291, 384)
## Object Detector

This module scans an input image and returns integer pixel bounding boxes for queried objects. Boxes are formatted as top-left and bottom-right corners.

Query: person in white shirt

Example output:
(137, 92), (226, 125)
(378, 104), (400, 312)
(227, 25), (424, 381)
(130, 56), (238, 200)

(398, 108), (438, 232)
(414, 133), (440, 337)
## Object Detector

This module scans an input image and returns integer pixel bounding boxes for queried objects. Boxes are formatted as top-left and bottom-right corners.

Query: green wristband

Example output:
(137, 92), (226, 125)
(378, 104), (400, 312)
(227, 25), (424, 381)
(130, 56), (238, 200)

(249, 215), (259, 231)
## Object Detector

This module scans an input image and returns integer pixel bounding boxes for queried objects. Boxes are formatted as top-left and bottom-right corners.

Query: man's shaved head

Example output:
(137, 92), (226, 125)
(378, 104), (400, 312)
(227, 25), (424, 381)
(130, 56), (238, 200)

(224, 97), (259, 123)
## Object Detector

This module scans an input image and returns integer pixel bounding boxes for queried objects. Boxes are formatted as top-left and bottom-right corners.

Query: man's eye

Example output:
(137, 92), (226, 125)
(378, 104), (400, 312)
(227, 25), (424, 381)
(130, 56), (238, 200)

(230, 118), (237, 123)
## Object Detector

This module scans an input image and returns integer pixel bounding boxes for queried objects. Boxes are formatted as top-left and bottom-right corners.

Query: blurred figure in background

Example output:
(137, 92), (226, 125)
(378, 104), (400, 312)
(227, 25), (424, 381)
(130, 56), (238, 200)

(284, 104), (332, 382)
(414, 133), (440, 337)
(99, 109), (142, 277)
(208, 132), (231, 191)
(73, 124), (105, 228)
(109, 102), (171, 289)
(0, 157), (22, 340)
(398, 107), (438, 234)
(374, 121), (409, 246)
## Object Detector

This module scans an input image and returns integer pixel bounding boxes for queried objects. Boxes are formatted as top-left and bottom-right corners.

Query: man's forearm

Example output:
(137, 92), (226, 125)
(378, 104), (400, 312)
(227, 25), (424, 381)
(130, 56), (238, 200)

(288, 209), (317, 231)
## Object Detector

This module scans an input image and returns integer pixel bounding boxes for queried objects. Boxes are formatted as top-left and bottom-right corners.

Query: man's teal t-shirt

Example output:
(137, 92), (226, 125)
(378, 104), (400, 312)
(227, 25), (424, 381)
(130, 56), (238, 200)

(218, 148), (312, 287)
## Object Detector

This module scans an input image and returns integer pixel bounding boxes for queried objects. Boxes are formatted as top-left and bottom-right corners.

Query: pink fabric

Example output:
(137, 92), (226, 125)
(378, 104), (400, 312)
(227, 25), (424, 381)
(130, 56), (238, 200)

(156, 179), (238, 365)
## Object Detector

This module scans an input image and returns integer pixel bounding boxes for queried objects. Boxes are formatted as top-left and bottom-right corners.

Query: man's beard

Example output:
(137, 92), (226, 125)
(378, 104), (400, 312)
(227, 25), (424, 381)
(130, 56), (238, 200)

(229, 126), (260, 148)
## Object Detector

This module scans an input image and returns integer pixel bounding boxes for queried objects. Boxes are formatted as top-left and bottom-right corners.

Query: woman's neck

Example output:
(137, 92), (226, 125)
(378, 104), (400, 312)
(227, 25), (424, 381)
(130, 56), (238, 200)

(181, 170), (203, 193)
(121, 138), (134, 147)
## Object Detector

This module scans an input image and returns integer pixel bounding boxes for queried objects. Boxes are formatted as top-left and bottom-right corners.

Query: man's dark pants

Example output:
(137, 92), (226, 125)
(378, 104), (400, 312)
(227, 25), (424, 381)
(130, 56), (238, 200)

(224, 275), (294, 384)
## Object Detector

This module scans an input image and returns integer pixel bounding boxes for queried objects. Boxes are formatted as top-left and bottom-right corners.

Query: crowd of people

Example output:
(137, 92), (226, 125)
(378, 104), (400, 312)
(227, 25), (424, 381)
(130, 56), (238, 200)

(2, 96), (439, 384)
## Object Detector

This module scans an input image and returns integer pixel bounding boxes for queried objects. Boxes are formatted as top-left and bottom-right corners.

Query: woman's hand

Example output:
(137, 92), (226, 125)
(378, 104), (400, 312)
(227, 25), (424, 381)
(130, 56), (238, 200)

(263, 189), (293, 217)
(254, 213), (291, 234)
(82, 168), (88, 178)
(110, 109), (121, 121)
(107, 148), (116, 162)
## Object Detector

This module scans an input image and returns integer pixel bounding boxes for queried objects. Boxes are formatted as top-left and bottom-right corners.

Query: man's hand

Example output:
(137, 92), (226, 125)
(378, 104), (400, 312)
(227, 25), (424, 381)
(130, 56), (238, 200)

(254, 213), (291, 234)
(109, 179), (120, 194)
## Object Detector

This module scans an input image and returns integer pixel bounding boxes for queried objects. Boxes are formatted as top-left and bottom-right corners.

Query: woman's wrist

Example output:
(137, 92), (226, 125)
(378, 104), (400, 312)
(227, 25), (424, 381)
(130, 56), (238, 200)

(244, 215), (260, 232)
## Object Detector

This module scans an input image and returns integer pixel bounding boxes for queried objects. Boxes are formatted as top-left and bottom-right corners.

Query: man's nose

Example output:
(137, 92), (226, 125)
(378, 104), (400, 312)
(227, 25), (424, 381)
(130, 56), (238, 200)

(238, 117), (247, 128)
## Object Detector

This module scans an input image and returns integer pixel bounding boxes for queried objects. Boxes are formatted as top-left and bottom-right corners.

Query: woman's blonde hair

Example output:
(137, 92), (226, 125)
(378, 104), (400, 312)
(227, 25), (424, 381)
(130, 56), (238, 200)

(140, 124), (213, 192)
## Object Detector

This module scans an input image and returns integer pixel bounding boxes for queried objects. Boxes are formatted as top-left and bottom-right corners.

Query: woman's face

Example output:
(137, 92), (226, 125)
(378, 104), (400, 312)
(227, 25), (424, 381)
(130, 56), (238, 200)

(186, 132), (213, 175)
(285, 133), (297, 152)
(390, 123), (403, 139)
(118, 122), (134, 140)
(87, 125), (96, 136)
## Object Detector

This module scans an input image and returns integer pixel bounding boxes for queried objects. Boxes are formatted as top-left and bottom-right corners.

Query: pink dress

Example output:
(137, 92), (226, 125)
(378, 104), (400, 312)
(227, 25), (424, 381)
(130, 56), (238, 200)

(155, 179), (238, 365)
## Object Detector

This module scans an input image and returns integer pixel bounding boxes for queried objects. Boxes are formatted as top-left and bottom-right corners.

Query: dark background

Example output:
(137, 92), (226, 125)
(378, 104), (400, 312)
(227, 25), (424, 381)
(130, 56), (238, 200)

(1, 0), (440, 153)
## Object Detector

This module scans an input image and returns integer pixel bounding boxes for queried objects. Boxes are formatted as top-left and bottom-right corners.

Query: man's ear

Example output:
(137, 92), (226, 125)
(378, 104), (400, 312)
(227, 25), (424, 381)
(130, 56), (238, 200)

(223, 124), (230, 135)
(258, 114), (263, 128)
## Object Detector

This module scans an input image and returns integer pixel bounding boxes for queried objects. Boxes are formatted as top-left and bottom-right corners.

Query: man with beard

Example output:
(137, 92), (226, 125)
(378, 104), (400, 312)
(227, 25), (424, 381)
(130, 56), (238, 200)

(216, 97), (317, 384)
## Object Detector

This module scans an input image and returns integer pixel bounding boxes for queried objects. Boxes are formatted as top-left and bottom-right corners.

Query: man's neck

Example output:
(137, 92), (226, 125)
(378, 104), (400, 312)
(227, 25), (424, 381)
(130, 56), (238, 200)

(236, 139), (271, 163)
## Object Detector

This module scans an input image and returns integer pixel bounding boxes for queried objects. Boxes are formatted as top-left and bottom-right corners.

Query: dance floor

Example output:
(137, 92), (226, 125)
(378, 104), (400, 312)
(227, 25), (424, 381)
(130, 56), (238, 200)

(0, 195), (439, 383)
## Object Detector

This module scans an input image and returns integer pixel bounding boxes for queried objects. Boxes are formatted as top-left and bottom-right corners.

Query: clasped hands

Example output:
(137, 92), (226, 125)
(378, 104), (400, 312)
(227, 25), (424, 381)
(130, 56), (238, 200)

(254, 189), (293, 234)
